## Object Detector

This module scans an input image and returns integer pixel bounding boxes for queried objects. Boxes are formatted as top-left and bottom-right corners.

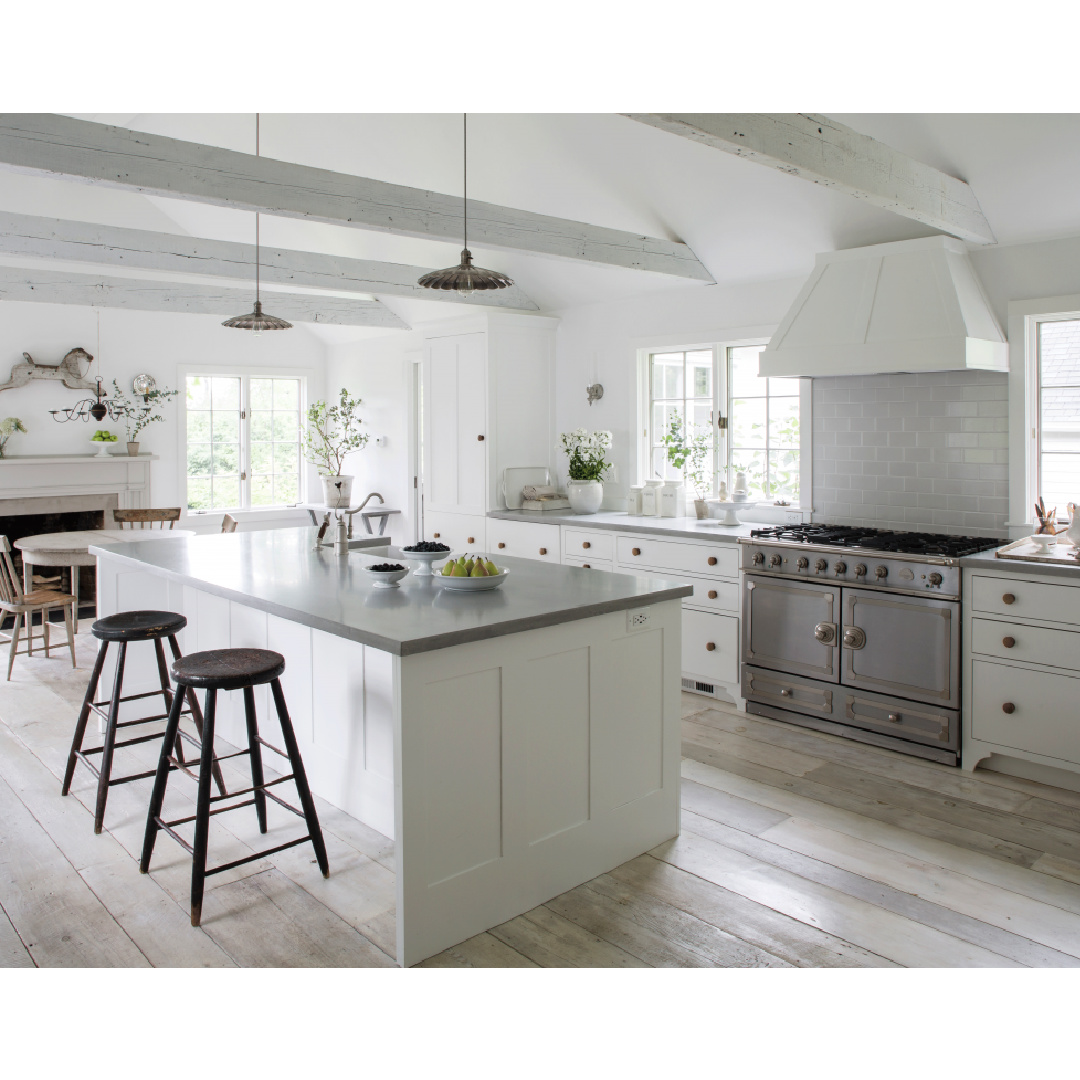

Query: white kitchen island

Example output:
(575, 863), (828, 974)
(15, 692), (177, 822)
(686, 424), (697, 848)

(92, 527), (689, 966)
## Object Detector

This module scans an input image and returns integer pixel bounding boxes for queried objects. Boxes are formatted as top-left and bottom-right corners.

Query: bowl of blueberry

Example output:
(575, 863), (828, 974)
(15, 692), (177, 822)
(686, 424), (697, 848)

(363, 562), (410, 589)
(393, 540), (453, 577)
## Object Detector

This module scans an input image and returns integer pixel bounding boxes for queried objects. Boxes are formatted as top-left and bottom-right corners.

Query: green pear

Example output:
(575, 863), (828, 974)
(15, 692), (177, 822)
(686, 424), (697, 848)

(441, 560), (455, 576)
(451, 562), (468, 577)
(470, 560), (488, 577)
(484, 560), (499, 576)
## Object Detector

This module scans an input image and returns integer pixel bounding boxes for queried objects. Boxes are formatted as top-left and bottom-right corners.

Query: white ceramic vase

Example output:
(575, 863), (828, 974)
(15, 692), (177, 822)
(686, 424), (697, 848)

(567, 479), (603, 514)
(321, 473), (354, 508)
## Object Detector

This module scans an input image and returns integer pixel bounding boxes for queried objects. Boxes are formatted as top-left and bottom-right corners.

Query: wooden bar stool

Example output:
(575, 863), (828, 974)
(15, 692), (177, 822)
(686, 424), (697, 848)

(62, 610), (227, 833)
(140, 647), (329, 926)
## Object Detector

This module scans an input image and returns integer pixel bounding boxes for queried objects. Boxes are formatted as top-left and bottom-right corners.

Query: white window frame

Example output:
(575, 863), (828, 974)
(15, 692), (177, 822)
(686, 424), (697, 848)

(1007, 295), (1080, 532)
(177, 364), (311, 517)
(635, 336), (813, 511)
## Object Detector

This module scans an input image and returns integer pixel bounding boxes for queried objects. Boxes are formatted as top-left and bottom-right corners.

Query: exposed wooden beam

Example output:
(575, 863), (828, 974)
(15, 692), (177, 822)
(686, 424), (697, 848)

(0, 114), (714, 281)
(0, 210), (540, 310)
(625, 113), (997, 246)
(0, 266), (410, 328)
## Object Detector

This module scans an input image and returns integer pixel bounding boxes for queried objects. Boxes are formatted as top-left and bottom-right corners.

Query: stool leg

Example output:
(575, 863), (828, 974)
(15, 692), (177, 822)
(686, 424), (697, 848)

(166, 635), (227, 797)
(140, 681), (187, 873)
(243, 685), (268, 834)
(270, 678), (328, 878)
(64, 601), (76, 669)
(43, 609), (51, 659)
(153, 638), (185, 769)
(190, 688), (217, 927)
(94, 641), (127, 833)
(62, 639), (108, 796)
(6, 613), (21, 681)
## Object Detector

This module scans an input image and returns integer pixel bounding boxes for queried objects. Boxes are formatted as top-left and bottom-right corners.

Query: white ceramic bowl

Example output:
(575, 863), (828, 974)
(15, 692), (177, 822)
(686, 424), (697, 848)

(1029, 533), (1057, 552)
(432, 568), (510, 592)
(362, 564), (410, 589)
(389, 545), (455, 576)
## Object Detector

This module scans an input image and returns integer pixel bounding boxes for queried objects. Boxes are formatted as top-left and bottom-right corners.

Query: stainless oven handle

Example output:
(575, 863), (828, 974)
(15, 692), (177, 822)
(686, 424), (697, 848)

(842, 626), (866, 650)
(814, 622), (836, 646)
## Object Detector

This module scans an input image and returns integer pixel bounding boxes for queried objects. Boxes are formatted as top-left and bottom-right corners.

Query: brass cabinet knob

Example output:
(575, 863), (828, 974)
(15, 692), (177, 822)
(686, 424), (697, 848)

(708, 590), (718, 599)
(583, 563), (591, 568)
(539, 547), (547, 555)
(1002, 593), (1016, 605)
(477, 435), (485, 441)
(582, 541), (591, 549)
(1002, 636), (1016, 648)
(497, 542), (506, 549)
(1002, 702), (1016, 714)
(467, 536), (475, 544)
(706, 642), (716, 652)
(708, 556), (718, 566)
(433, 532), (440, 539)
(632, 547), (641, 556)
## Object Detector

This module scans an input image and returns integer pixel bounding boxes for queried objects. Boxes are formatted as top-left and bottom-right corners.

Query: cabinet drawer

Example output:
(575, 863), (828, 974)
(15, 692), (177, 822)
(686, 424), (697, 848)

(971, 659), (1080, 765)
(841, 690), (957, 750)
(562, 528), (613, 560)
(971, 617), (1080, 670)
(743, 666), (834, 719)
(562, 555), (612, 572)
(486, 518), (561, 563)
(681, 609), (739, 685)
(424, 510), (486, 554)
(616, 535), (738, 577)
(970, 574), (1080, 626)
(683, 578), (739, 614)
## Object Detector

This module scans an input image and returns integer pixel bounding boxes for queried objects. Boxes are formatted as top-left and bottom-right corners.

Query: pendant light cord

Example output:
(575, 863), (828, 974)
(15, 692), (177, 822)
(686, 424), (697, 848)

(255, 113), (261, 304)
(462, 113), (467, 251)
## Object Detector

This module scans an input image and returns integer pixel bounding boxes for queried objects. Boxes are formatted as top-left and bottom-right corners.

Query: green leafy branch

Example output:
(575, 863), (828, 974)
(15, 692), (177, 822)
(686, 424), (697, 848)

(302, 388), (369, 475)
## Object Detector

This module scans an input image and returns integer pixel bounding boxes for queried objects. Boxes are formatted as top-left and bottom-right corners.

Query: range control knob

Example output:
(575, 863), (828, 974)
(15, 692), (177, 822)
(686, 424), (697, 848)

(928, 572), (943, 586)
(875, 565), (888, 579)
(797, 557), (809, 570)
(752, 552), (765, 565)
(815, 558), (828, 573)
(769, 554), (783, 568)
(854, 564), (867, 577)
(834, 561), (847, 575)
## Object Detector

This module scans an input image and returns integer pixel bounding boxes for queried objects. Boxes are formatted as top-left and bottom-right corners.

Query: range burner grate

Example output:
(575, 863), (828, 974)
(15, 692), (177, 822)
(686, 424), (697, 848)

(749, 524), (1005, 558)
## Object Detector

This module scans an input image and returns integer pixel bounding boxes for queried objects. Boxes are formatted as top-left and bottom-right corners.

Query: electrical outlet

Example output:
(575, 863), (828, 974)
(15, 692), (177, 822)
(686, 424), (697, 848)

(626, 608), (651, 631)
(607, 463), (617, 482)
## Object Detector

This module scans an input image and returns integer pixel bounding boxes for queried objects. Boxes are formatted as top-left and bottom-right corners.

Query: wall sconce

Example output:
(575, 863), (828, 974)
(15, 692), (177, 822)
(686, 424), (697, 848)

(586, 383), (604, 406)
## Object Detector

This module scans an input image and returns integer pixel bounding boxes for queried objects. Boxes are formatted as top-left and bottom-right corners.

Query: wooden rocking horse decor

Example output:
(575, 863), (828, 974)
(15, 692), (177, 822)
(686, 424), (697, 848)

(0, 348), (99, 394)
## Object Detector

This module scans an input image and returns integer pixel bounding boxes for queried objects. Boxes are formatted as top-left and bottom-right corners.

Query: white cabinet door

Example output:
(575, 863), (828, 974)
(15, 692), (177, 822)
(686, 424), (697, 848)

(423, 333), (487, 516)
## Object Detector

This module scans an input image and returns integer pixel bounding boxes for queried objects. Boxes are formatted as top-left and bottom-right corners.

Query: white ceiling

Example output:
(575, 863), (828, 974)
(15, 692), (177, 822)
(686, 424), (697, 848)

(1, 113), (1078, 341)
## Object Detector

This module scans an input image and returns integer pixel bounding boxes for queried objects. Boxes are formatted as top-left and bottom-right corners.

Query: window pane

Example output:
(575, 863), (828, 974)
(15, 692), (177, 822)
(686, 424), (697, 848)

(689, 402), (713, 435)
(769, 449), (800, 500)
(731, 398), (767, 448)
(273, 412), (298, 441)
(651, 353), (683, 399)
(1040, 320), (1080, 387)
(211, 477), (240, 510)
(187, 477), (211, 511)
(186, 375), (210, 410)
(187, 443), (212, 476)
(730, 346), (765, 397)
(211, 377), (240, 410)
(273, 442), (299, 476)
(251, 411), (273, 442)
(250, 441), (273, 474)
(250, 379), (273, 409)
(688, 352), (712, 399)
(275, 473), (299, 505)
(187, 410), (210, 442)
(250, 474), (274, 506)
(731, 449), (767, 500)
(652, 401), (685, 446)
(769, 397), (801, 449)
(273, 379), (300, 410)
(1040, 454), (1079, 510)
(212, 443), (238, 475)
(212, 411), (239, 443)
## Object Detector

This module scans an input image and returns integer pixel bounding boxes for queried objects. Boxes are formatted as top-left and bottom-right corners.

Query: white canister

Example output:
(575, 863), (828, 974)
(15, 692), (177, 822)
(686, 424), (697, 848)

(641, 484), (657, 517)
(661, 481), (683, 518)
(627, 485), (644, 515)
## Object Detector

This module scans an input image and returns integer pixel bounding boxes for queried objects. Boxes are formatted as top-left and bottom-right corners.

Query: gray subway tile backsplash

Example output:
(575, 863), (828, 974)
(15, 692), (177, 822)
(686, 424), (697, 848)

(813, 370), (1009, 534)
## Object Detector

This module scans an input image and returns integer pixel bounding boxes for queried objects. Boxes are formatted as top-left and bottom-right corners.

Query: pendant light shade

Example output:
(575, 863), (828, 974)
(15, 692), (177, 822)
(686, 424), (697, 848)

(419, 115), (513, 298)
(223, 114), (292, 332)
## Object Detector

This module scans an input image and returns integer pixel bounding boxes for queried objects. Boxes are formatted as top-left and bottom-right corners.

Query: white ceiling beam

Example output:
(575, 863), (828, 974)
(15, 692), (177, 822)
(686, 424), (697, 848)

(0, 210), (540, 310)
(625, 113), (997, 246)
(0, 266), (411, 328)
(0, 114), (714, 281)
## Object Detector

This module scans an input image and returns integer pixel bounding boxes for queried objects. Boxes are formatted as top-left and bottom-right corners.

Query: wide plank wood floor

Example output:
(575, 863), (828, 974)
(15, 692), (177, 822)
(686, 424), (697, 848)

(4, 632), (1080, 968)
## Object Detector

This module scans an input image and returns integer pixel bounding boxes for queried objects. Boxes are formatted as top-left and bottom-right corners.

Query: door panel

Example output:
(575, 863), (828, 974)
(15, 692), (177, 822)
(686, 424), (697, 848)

(841, 588), (958, 708)
(742, 576), (841, 682)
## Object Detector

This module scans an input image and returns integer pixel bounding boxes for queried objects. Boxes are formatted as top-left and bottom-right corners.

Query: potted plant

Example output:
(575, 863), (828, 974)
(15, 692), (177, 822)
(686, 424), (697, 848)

(662, 415), (713, 518)
(111, 379), (179, 456)
(0, 417), (26, 458)
(302, 388), (369, 508)
(557, 429), (612, 514)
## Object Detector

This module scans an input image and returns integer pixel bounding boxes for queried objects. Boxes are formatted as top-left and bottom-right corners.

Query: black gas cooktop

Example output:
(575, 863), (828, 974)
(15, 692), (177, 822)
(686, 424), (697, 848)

(747, 524), (1006, 558)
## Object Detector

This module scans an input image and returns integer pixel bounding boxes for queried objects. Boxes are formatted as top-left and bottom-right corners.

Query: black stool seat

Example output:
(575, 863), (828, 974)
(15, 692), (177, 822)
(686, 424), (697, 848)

(92, 610), (187, 641)
(172, 648), (286, 690)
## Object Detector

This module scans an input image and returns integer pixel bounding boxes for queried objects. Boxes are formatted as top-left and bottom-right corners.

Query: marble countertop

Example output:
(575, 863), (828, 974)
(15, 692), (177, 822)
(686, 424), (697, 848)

(487, 509), (758, 543)
(90, 527), (692, 656)
(960, 547), (1080, 580)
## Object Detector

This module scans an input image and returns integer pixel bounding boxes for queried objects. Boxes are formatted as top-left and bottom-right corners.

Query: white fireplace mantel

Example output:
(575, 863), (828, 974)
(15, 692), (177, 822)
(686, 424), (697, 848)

(0, 454), (158, 510)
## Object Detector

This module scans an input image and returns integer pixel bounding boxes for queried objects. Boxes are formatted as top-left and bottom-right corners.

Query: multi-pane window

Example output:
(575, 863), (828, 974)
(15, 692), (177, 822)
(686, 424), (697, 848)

(728, 345), (802, 502)
(185, 374), (303, 512)
(645, 344), (804, 502)
(1037, 318), (1080, 511)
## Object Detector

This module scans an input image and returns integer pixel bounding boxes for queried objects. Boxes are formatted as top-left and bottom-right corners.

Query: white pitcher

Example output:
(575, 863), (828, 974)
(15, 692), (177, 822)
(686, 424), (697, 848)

(1066, 502), (1080, 547)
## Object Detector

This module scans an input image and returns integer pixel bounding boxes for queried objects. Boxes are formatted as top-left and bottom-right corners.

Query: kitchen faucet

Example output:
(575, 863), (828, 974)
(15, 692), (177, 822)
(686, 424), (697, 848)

(345, 492), (384, 538)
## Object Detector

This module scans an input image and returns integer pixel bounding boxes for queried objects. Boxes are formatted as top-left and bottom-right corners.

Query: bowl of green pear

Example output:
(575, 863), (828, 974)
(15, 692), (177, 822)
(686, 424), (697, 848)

(433, 553), (509, 591)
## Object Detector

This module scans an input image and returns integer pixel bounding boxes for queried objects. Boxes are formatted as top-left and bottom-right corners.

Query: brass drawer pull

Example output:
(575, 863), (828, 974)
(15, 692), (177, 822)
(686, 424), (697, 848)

(433, 532), (440, 539)
(706, 642), (716, 652)
(497, 542), (505, 549)
(708, 556), (717, 566)
(1002, 636), (1015, 648)
(583, 563), (591, 568)
(477, 435), (485, 441)
(582, 541), (591, 549)
(632, 547), (641, 556)
(1002, 702), (1016, 714)
(467, 536), (475, 544)
(1002, 593), (1016, 605)
(539, 547), (547, 555)
(708, 590), (718, 599)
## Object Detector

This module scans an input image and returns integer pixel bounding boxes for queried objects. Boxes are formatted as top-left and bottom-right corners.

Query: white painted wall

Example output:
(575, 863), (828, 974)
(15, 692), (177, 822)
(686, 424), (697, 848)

(0, 299), (327, 532)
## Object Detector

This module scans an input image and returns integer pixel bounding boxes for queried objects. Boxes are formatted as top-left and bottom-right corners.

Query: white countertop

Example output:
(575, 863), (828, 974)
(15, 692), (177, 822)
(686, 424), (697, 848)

(487, 509), (758, 542)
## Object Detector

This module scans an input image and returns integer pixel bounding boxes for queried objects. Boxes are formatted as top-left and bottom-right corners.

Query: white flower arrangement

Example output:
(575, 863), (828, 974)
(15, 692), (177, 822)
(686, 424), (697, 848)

(557, 429), (613, 482)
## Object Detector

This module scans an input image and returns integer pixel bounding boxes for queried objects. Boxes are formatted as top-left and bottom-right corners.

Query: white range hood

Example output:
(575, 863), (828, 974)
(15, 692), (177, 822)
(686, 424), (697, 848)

(760, 236), (1008, 377)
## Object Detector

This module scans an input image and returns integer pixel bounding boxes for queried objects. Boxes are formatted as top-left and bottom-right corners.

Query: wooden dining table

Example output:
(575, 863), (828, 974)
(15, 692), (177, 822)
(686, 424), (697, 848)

(15, 529), (196, 633)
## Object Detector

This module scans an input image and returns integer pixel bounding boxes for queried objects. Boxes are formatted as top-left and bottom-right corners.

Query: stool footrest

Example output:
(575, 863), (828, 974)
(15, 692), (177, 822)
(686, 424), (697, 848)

(75, 750), (162, 788)
(89, 703), (195, 728)
(91, 687), (171, 710)
(205, 835), (314, 878)
(257, 736), (289, 760)
(208, 773), (294, 804)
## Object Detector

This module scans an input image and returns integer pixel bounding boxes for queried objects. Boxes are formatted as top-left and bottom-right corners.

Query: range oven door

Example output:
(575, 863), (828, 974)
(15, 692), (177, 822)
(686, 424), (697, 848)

(840, 587), (959, 710)
(742, 575), (841, 682)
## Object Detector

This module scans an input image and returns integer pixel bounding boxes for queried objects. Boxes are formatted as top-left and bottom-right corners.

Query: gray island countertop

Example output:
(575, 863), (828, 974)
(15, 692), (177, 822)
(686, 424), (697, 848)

(90, 527), (692, 656)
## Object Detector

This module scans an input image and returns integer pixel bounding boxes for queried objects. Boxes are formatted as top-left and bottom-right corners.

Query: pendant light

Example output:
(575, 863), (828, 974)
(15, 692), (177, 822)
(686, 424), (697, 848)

(418, 115), (513, 298)
(223, 113), (292, 332)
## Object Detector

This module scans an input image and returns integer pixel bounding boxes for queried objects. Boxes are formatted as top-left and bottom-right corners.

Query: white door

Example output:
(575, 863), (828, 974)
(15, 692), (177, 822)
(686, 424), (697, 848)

(422, 333), (487, 515)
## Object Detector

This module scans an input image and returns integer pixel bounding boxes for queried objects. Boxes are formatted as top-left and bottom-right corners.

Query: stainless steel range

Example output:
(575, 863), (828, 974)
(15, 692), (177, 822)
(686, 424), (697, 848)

(738, 525), (1005, 765)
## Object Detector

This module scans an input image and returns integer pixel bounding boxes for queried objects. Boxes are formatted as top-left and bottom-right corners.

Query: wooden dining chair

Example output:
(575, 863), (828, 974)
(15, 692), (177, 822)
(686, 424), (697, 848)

(0, 536), (77, 679)
(112, 508), (182, 530)
(221, 514), (238, 534)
